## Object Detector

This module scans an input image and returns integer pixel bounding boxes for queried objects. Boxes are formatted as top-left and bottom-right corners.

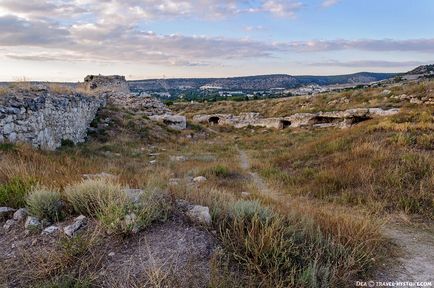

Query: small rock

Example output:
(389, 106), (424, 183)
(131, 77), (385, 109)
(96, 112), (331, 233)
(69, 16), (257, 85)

(193, 176), (207, 183)
(410, 98), (423, 104)
(169, 178), (181, 186)
(108, 252), (115, 257)
(3, 219), (17, 231)
(186, 205), (212, 226)
(25, 216), (41, 231)
(0, 207), (16, 220)
(42, 225), (60, 235)
(13, 208), (28, 221)
(170, 155), (187, 162)
(241, 192), (251, 198)
(82, 172), (116, 180)
(64, 215), (87, 237)
(149, 160), (157, 165)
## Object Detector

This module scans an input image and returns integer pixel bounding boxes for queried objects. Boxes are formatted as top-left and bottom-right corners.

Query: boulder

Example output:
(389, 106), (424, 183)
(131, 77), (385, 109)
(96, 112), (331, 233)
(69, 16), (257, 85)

(186, 205), (212, 226)
(149, 114), (187, 130)
(64, 215), (87, 237)
(0, 207), (16, 220)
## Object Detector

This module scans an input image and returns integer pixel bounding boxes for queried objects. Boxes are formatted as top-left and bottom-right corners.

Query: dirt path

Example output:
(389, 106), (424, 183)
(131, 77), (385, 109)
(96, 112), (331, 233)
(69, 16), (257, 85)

(238, 147), (434, 284)
(237, 148), (285, 202)
(376, 224), (434, 283)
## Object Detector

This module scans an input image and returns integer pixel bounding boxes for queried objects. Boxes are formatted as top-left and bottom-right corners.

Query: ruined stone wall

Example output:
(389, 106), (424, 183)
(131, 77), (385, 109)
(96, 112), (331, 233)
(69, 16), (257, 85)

(0, 92), (104, 150)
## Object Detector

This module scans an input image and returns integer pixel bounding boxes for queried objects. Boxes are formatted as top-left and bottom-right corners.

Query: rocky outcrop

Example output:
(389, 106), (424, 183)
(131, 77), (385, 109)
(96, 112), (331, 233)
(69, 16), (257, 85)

(193, 108), (400, 130)
(0, 86), (104, 150)
(149, 114), (187, 130)
(84, 75), (130, 94)
(391, 94), (434, 105)
(84, 75), (186, 127)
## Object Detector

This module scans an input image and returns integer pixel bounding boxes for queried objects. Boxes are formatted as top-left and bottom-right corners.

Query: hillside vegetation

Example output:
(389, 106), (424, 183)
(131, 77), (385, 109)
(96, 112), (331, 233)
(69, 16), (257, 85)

(0, 79), (433, 287)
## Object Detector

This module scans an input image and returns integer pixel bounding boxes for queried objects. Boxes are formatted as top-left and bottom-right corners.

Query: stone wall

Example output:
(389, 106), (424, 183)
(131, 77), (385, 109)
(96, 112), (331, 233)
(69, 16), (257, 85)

(0, 89), (104, 150)
(84, 75), (130, 93)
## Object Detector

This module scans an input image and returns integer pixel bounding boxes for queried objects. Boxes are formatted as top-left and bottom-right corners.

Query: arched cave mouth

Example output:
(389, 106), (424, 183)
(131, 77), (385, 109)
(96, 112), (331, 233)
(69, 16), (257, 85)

(280, 120), (291, 129)
(208, 116), (220, 125)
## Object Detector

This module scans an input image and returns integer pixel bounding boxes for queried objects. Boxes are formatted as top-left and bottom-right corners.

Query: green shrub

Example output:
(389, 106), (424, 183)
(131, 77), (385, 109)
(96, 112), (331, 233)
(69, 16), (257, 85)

(26, 186), (64, 222)
(230, 200), (273, 222)
(37, 275), (92, 288)
(98, 188), (171, 235)
(206, 165), (231, 178)
(64, 178), (123, 217)
(0, 177), (35, 207)
(61, 139), (75, 148)
(0, 142), (16, 152)
(65, 179), (171, 235)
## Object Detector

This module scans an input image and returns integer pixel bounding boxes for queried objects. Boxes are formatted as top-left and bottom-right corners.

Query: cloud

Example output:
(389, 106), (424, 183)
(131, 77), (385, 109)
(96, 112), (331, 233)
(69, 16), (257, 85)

(310, 60), (428, 68)
(286, 39), (434, 53)
(0, 16), (70, 46)
(321, 0), (340, 8)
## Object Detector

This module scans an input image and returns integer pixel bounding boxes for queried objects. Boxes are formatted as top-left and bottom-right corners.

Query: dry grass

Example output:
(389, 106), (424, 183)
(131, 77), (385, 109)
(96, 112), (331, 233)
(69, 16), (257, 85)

(47, 83), (75, 95)
(2, 80), (432, 286)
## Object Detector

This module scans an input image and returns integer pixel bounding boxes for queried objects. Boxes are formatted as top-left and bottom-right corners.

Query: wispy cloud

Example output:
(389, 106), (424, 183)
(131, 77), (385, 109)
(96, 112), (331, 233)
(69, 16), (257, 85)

(321, 0), (340, 8)
(309, 60), (428, 68)
(286, 39), (434, 53)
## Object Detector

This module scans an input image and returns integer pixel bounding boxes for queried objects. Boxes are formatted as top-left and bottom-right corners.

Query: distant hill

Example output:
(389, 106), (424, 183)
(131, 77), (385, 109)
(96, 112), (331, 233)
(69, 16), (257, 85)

(128, 72), (397, 92)
(405, 64), (434, 76)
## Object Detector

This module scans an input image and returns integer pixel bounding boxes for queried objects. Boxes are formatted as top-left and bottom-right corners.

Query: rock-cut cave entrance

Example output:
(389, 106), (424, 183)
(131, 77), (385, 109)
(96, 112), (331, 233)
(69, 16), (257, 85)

(208, 116), (220, 125)
(279, 120), (291, 129)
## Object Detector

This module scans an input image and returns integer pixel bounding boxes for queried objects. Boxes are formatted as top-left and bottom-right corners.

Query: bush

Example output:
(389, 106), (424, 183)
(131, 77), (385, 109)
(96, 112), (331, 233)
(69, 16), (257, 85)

(98, 188), (171, 235)
(230, 200), (274, 222)
(65, 179), (171, 235)
(26, 186), (64, 222)
(0, 142), (16, 152)
(0, 177), (35, 208)
(64, 178), (123, 217)
(206, 165), (232, 178)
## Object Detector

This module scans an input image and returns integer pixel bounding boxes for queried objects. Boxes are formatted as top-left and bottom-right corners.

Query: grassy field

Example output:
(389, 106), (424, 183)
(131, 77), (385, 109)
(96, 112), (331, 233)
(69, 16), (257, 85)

(0, 80), (433, 287)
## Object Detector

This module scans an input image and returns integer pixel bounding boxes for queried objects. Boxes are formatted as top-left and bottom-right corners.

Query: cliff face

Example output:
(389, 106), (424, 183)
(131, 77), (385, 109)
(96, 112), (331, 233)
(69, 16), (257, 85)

(0, 87), (104, 150)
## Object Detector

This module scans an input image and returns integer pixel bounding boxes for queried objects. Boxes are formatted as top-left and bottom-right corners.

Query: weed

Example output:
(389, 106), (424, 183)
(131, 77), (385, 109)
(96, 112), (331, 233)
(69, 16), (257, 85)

(0, 177), (35, 207)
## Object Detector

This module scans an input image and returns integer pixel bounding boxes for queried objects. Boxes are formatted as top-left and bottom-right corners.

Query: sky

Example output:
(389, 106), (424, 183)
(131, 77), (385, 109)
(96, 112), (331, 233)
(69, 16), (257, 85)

(0, 0), (433, 81)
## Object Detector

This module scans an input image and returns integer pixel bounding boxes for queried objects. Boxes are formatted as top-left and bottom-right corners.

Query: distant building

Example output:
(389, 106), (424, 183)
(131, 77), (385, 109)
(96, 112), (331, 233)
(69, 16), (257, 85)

(200, 85), (223, 90)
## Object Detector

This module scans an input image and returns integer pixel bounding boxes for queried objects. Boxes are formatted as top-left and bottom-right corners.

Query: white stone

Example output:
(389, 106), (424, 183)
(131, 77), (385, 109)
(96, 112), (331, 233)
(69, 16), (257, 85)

(241, 192), (251, 198)
(42, 225), (60, 235)
(64, 215), (87, 237)
(193, 176), (207, 183)
(25, 216), (41, 230)
(186, 205), (212, 226)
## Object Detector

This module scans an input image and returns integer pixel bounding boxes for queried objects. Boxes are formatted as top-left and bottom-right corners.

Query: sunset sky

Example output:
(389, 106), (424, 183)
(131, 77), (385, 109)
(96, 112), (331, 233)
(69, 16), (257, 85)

(0, 0), (433, 81)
